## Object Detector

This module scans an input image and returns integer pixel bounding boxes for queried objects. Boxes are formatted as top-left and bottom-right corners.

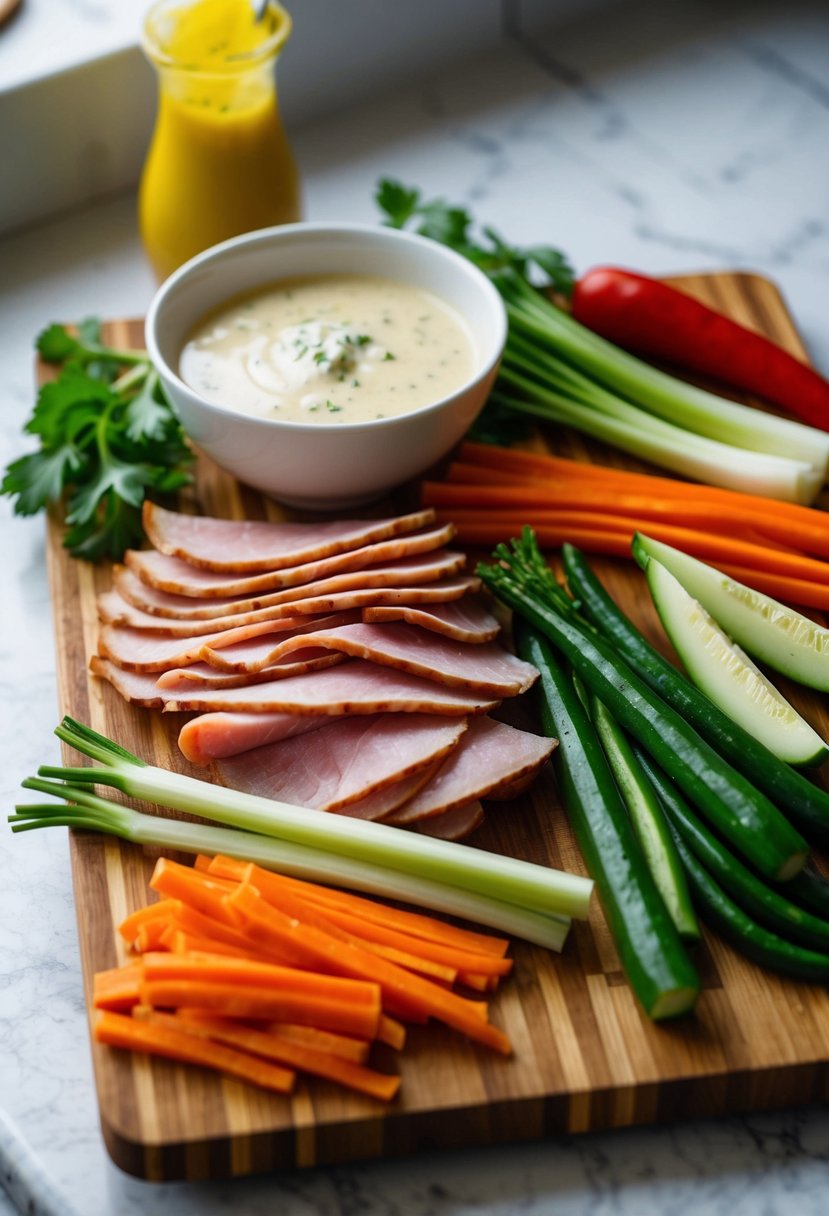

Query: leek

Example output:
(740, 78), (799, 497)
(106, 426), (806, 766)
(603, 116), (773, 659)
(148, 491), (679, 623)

(19, 717), (594, 924)
(11, 783), (571, 950)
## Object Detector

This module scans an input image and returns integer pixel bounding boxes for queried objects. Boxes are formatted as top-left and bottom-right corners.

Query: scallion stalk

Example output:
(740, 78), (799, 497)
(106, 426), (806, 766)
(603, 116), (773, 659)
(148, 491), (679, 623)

(28, 717), (594, 923)
(497, 273), (829, 481)
(11, 782), (571, 950)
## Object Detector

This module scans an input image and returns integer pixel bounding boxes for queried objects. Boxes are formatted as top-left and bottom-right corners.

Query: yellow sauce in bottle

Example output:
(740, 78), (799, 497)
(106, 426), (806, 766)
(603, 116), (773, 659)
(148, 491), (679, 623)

(139, 0), (301, 281)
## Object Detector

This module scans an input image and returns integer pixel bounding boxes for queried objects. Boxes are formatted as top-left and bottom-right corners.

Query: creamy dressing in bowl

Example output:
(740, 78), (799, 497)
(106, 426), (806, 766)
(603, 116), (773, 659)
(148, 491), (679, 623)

(179, 273), (477, 424)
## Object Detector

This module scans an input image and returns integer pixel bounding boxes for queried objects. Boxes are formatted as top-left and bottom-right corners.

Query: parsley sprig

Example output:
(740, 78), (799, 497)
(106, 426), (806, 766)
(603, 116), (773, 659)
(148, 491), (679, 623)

(2, 320), (193, 562)
(375, 178), (575, 297)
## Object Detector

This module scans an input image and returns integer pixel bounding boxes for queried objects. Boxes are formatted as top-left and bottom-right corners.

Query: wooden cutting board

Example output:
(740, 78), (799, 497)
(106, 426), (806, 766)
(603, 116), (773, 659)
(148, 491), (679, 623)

(43, 272), (829, 1182)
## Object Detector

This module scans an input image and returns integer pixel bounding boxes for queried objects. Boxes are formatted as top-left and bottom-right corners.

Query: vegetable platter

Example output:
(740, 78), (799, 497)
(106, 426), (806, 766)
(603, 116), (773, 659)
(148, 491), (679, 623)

(41, 278), (829, 1182)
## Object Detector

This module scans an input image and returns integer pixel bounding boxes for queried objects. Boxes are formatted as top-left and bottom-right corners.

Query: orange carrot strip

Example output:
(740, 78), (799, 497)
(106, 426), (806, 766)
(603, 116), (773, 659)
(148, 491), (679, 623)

(225, 880), (512, 1053)
(206, 855), (510, 959)
(149, 858), (242, 926)
(118, 899), (180, 944)
(456, 441), (829, 536)
(365, 942), (458, 984)
(172, 901), (274, 954)
(93, 963), (143, 1011)
(422, 480), (817, 555)
(94, 1010), (295, 1093)
(140, 951), (382, 1007)
(304, 903), (512, 979)
(377, 1015), (407, 1051)
(260, 1022), (371, 1065)
(171, 1011), (401, 1102)
(135, 918), (174, 953)
(139, 979), (382, 1040)
(446, 518), (634, 556)
(168, 930), (263, 960)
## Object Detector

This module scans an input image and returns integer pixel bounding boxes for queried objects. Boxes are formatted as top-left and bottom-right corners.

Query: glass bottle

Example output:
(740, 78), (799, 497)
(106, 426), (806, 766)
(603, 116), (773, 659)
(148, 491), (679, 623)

(139, 0), (301, 282)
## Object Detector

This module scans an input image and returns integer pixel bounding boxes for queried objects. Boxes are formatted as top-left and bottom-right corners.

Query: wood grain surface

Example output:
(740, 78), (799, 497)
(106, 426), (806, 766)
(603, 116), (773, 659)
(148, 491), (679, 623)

(43, 272), (829, 1181)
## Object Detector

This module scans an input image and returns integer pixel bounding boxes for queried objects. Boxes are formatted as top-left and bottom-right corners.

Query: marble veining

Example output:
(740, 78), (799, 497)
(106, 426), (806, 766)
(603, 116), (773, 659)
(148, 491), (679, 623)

(2, 0), (829, 1212)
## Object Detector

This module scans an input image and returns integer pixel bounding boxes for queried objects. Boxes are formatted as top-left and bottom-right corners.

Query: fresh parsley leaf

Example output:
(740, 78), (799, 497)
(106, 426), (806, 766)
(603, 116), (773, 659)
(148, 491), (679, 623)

(3, 325), (193, 562)
(375, 178), (575, 296)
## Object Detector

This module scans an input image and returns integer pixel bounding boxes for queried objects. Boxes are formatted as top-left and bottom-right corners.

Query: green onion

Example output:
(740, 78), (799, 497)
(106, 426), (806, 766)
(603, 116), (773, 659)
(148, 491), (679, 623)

(11, 781), (571, 951)
(497, 273), (829, 488)
(20, 717), (594, 928)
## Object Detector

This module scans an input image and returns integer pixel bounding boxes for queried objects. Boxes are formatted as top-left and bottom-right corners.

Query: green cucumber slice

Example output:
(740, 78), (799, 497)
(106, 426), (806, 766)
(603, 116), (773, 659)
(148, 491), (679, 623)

(644, 555), (828, 767)
(633, 532), (829, 692)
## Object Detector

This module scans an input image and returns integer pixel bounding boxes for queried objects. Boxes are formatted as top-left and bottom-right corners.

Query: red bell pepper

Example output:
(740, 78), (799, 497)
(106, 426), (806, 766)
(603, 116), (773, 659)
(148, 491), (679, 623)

(571, 266), (829, 432)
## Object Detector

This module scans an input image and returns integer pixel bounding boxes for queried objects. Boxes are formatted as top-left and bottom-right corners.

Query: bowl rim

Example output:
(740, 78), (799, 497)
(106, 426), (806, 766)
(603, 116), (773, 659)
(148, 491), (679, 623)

(144, 220), (508, 435)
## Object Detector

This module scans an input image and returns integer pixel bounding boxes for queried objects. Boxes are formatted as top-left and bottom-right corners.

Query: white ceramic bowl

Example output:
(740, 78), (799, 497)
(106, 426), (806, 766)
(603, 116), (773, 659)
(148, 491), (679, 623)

(145, 222), (507, 510)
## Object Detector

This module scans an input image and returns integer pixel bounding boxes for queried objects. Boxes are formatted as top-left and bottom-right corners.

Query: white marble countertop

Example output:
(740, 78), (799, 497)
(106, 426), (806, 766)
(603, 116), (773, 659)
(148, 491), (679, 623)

(2, 1), (829, 1213)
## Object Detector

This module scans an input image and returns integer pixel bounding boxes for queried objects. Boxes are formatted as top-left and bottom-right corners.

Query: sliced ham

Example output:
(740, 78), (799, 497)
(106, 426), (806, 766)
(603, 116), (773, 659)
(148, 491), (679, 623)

(363, 597), (501, 644)
(385, 717), (556, 824)
(155, 651), (343, 690)
(179, 712), (332, 766)
(93, 658), (498, 716)
(415, 801), (485, 840)
(98, 613), (359, 672)
(125, 523), (456, 597)
(113, 550), (467, 620)
(143, 502), (436, 572)
(333, 763), (442, 821)
(97, 577), (481, 636)
(202, 621), (538, 697)
(215, 715), (467, 813)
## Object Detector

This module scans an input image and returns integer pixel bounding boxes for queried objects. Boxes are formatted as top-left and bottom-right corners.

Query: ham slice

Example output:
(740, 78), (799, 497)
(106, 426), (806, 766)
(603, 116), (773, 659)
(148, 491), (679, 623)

(333, 763), (442, 821)
(202, 621), (538, 697)
(113, 550), (467, 620)
(98, 612), (359, 672)
(143, 502), (436, 572)
(93, 658), (498, 716)
(415, 801), (485, 840)
(363, 598), (501, 644)
(97, 577), (481, 636)
(179, 712), (332, 765)
(215, 715), (467, 813)
(125, 523), (456, 597)
(385, 717), (556, 824)
(155, 651), (343, 690)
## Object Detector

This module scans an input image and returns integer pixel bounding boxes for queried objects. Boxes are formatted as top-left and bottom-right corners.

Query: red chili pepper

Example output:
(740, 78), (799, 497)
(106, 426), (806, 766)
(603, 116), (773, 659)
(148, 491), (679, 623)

(571, 266), (829, 432)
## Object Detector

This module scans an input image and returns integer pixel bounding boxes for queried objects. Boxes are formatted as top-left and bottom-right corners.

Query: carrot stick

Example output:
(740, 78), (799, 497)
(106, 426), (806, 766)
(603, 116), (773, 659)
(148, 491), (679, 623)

(456, 441), (829, 534)
(167, 930), (263, 960)
(135, 918), (175, 953)
(365, 942), (458, 985)
(118, 899), (181, 945)
(93, 963), (143, 1011)
(261, 1022), (371, 1065)
(149, 858), (238, 925)
(171, 1011), (401, 1102)
(172, 901), (274, 954)
(94, 1010), (295, 1093)
(206, 855), (510, 959)
(139, 979), (382, 1040)
(377, 1014), (407, 1051)
(140, 951), (382, 1006)
(225, 881), (512, 1053)
(303, 903), (512, 979)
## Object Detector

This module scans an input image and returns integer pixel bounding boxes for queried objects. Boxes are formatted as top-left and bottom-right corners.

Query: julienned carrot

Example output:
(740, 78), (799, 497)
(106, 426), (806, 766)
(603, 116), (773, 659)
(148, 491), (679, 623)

(150, 858), (239, 925)
(95, 1009), (296, 1094)
(456, 441), (829, 531)
(140, 951), (381, 1006)
(301, 902), (512, 980)
(377, 1015), (407, 1051)
(226, 882), (511, 1053)
(262, 1022), (371, 1065)
(118, 899), (181, 944)
(367, 943), (458, 985)
(423, 480), (816, 556)
(93, 962), (142, 1011)
(205, 855), (510, 960)
(139, 979), (382, 1040)
(171, 1011), (401, 1102)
